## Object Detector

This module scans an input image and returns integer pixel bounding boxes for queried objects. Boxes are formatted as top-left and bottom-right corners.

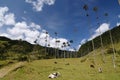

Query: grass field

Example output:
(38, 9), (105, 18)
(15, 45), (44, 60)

(1, 56), (120, 80)
(1, 43), (120, 80)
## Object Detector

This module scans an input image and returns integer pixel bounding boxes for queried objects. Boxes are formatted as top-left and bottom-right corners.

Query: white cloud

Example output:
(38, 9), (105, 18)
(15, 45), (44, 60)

(89, 23), (110, 40)
(117, 22), (120, 26)
(76, 44), (81, 51)
(7, 21), (41, 43)
(0, 6), (9, 16)
(25, 0), (56, 11)
(80, 39), (87, 44)
(0, 6), (73, 51)
(4, 13), (15, 25)
(0, 6), (9, 27)
(7, 22), (28, 35)
(0, 7), (41, 44)
(0, 7), (15, 27)
(29, 22), (41, 30)
(38, 34), (69, 49)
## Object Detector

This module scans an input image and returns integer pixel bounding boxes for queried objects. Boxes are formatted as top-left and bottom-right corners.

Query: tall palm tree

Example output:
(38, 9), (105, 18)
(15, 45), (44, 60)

(83, 4), (95, 64)
(69, 40), (73, 58)
(104, 13), (116, 68)
(56, 39), (60, 58)
(54, 32), (58, 58)
(93, 6), (105, 63)
(83, 4), (89, 17)
(47, 44), (50, 56)
(63, 42), (66, 59)
(73, 47), (77, 58)
(61, 45), (64, 58)
(66, 41), (70, 58)
(45, 31), (48, 56)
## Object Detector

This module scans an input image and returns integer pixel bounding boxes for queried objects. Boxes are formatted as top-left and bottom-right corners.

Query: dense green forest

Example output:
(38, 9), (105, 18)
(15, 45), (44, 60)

(78, 25), (120, 57)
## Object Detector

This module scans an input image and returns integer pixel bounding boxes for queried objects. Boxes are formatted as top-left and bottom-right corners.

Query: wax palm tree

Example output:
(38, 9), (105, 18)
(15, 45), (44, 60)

(93, 6), (105, 63)
(66, 41), (70, 58)
(69, 40), (73, 58)
(83, 4), (95, 64)
(83, 4), (89, 17)
(45, 31), (48, 56)
(104, 13), (116, 68)
(54, 32), (58, 58)
(63, 42), (66, 58)
(73, 47), (77, 58)
(61, 45), (64, 58)
(56, 39), (60, 58)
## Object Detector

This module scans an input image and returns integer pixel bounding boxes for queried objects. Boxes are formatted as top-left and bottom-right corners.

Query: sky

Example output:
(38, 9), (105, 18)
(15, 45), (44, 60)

(0, 0), (120, 51)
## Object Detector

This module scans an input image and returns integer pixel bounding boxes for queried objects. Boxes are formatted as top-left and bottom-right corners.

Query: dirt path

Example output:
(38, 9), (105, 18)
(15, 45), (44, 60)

(0, 62), (25, 78)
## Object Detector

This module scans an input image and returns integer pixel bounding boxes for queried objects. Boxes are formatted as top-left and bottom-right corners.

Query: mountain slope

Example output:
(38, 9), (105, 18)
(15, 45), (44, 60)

(78, 25), (120, 57)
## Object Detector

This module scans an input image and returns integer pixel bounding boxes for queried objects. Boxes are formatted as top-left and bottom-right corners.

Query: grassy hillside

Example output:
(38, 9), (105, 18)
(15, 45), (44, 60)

(1, 48), (120, 80)
(0, 36), (52, 61)
(1, 42), (120, 80)
(78, 25), (120, 57)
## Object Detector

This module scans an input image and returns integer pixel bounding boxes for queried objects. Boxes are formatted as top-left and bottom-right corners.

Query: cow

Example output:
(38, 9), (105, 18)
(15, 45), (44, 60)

(98, 67), (102, 73)
(48, 72), (60, 79)
(90, 64), (95, 68)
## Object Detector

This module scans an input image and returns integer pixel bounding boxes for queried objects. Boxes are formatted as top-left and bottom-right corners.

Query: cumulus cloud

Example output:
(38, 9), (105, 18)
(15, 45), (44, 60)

(0, 7), (15, 27)
(4, 13), (15, 25)
(117, 22), (120, 26)
(89, 23), (110, 40)
(0, 6), (73, 50)
(25, 0), (56, 11)
(37, 34), (69, 49)
(5, 21), (40, 43)
(80, 39), (87, 44)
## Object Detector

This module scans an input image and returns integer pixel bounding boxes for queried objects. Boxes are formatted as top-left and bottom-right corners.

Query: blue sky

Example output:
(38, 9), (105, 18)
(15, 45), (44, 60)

(0, 0), (120, 51)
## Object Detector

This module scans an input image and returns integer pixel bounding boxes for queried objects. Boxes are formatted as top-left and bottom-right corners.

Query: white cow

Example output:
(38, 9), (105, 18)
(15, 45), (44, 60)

(98, 67), (102, 73)
(48, 72), (60, 79)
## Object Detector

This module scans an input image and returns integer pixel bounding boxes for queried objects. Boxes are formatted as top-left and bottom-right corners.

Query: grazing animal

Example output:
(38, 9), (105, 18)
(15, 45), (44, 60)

(48, 72), (60, 79)
(90, 64), (95, 68)
(98, 67), (102, 73)
(54, 62), (57, 64)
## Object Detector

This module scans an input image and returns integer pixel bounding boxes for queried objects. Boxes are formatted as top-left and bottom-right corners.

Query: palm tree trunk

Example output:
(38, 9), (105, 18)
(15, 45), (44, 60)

(93, 7), (105, 63)
(104, 13), (116, 68)
(109, 30), (116, 68)
(98, 28), (106, 63)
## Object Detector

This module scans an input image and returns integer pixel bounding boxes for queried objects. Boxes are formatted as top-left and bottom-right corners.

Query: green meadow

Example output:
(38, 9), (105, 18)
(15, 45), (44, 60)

(1, 49), (120, 80)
